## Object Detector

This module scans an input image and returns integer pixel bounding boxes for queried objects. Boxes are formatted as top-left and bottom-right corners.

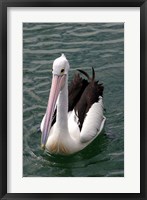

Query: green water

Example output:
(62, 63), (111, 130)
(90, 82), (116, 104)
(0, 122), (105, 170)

(23, 23), (124, 177)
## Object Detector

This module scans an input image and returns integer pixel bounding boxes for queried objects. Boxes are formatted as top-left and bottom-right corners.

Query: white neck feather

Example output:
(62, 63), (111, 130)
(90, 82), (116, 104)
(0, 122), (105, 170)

(56, 76), (69, 133)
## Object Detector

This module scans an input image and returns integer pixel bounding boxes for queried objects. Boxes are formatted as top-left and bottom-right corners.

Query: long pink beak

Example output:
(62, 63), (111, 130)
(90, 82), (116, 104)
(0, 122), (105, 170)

(41, 74), (66, 149)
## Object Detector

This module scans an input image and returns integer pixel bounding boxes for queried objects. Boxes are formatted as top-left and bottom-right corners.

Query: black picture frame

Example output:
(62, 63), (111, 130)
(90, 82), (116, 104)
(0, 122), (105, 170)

(0, 0), (147, 199)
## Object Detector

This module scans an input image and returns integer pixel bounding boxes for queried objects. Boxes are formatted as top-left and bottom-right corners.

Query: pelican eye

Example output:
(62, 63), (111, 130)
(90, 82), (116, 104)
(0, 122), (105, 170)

(60, 68), (65, 73)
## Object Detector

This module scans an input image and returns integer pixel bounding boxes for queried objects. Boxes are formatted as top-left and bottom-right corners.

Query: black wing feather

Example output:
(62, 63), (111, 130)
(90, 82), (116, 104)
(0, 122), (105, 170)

(75, 69), (104, 130)
(68, 73), (89, 111)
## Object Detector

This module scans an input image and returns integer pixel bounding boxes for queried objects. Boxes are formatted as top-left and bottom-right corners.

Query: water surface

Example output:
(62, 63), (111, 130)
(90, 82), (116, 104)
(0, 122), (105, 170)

(23, 23), (124, 177)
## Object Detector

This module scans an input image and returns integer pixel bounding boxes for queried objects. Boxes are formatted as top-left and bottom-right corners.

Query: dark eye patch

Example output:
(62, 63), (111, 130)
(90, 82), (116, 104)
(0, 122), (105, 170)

(61, 68), (65, 73)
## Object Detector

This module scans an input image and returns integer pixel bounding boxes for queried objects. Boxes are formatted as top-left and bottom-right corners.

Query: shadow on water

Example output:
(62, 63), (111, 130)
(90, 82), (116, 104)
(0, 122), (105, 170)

(43, 131), (108, 162)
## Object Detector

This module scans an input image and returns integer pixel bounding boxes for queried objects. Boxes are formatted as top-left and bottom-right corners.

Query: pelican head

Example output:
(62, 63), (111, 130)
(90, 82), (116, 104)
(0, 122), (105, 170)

(52, 53), (70, 75)
(41, 54), (70, 149)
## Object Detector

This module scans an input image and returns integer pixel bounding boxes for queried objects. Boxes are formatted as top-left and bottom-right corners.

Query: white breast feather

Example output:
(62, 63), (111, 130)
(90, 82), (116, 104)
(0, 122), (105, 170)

(40, 114), (46, 132)
(68, 111), (80, 141)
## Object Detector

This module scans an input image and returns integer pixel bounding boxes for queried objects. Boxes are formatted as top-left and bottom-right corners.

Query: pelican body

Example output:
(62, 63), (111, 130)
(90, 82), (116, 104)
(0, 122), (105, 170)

(41, 54), (106, 155)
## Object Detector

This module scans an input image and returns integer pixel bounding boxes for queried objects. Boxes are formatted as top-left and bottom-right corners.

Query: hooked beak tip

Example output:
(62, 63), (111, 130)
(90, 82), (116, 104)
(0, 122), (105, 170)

(41, 144), (46, 150)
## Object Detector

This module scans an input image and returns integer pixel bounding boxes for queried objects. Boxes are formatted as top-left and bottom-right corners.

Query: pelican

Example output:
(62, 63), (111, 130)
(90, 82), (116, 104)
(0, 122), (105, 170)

(41, 54), (106, 155)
